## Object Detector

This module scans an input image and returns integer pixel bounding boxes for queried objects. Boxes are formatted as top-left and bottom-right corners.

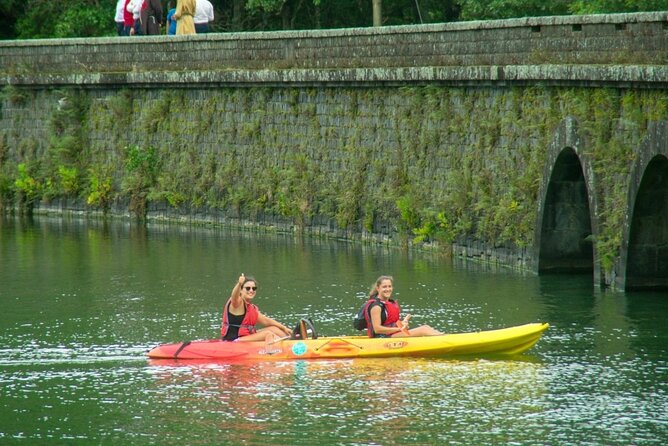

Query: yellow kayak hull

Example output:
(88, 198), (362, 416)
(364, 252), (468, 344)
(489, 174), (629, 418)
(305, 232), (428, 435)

(147, 322), (549, 361)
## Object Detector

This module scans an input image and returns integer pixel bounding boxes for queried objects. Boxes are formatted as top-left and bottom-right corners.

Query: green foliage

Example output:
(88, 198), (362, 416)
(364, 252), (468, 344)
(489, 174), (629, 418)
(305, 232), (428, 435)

(86, 165), (114, 210)
(0, 133), (15, 204)
(334, 142), (370, 230)
(569, 0), (668, 14)
(16, 0), (117, 39)
(107, 89), (134, 127)
(413, 211), (457, 245)
(268, 153), (317, 228)
(123, 145), (160, 218)
(125, 144), (159, 177)
(0, 171), (12, 204)
(396, 194), (420, 234)
(14, 163), (40, 202)
(459, 0), (571, 20)
(1, 85), (28, 104)
(57, 165), (79, 196)
(246, 0), (286, 13)
(49, 90), (90, 167)
(143, 93), (174, 135)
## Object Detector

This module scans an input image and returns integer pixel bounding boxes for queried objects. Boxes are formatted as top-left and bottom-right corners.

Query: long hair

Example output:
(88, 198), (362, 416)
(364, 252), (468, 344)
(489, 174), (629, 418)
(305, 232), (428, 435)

(368, 275), (393, 299)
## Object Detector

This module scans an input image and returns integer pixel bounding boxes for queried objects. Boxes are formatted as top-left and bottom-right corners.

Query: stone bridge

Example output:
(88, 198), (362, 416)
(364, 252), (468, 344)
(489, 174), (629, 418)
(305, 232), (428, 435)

(1, 11), (667, 290)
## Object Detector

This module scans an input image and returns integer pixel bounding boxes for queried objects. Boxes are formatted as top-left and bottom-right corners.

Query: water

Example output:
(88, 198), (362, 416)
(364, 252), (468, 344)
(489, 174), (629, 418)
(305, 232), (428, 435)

(0, 216), (666, 445)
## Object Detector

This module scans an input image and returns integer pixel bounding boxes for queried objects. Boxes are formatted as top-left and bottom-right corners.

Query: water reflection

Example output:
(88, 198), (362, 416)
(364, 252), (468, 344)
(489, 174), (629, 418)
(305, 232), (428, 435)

(146, 357), (548, 445)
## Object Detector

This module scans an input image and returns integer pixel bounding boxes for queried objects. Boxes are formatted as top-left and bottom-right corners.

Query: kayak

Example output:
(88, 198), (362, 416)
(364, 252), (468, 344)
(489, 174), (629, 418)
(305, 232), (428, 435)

(147, 322), (549, 361)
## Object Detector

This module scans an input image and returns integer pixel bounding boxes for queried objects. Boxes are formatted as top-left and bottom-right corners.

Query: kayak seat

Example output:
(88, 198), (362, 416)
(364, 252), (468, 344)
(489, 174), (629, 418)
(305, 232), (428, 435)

(291, 318), (318, 340)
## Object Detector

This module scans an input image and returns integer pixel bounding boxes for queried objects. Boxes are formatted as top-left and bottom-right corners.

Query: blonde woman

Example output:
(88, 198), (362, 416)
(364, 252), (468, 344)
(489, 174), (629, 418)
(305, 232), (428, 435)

(364, 275), (443, 338)
(173, 0), (196, 35)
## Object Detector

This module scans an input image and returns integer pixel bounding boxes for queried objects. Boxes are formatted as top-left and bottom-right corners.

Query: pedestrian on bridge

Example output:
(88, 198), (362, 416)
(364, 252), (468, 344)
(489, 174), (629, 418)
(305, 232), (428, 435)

(174, 0), (196, 35)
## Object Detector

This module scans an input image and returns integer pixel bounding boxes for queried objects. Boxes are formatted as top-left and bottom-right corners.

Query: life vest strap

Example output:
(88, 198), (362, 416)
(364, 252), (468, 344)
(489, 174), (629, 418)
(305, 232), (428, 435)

(173, 341), (192, 359)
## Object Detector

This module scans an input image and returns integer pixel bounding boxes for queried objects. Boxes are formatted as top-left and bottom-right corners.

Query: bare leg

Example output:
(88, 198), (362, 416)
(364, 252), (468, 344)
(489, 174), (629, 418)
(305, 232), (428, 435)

(391, 325), (442, 337)
(236, 326), (287, 342)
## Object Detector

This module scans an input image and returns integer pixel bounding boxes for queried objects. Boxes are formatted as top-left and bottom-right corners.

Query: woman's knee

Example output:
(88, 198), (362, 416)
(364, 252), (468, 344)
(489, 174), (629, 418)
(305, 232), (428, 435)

(262, 326), (285, 337)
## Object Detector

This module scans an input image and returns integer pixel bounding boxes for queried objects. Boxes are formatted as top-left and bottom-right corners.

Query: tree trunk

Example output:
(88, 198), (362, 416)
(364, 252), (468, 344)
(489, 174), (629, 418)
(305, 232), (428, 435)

(232, 0), (246, 31)
(372, 0), (382, 27)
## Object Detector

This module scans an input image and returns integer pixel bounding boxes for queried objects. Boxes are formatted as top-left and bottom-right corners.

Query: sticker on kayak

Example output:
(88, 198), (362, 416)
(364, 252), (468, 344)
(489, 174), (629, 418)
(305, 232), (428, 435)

(292, 342), (307, 356)
(384, 341), (408, 350)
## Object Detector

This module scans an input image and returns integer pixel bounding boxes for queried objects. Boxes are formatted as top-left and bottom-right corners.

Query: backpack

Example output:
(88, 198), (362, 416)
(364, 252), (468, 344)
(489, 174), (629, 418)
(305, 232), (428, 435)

(352, 303), (368, 330)
(352, 298), (384, 330)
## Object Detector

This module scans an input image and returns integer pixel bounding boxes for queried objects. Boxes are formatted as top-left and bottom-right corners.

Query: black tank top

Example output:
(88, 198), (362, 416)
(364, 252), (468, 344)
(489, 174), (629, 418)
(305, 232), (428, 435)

(223, 306), (246, 341)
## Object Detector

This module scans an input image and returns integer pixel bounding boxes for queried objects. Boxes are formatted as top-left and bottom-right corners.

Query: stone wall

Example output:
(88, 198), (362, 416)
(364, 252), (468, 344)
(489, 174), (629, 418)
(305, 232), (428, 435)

(3, 12), (668, 75)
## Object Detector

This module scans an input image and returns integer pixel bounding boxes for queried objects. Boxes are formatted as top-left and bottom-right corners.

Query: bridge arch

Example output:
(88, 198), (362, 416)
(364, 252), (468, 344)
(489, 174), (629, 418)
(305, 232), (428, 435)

(619, 121), (668, 291)
(534, 117), (602, 285)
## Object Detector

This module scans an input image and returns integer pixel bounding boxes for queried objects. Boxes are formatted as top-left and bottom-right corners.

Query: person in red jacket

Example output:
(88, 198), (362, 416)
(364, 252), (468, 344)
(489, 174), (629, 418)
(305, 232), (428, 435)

(221, 274), (292, 342)
(364, 275), (443, 338)
(122, 0), (135, 35)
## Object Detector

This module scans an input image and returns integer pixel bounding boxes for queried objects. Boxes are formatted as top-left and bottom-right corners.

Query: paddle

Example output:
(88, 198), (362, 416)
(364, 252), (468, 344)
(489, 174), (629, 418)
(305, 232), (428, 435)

(267, 335), (291, 345)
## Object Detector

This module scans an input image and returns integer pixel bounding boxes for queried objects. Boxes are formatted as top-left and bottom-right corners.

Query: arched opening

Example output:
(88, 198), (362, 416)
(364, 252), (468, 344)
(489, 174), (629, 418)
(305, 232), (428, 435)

(538, 148), (594, 273)
(625, 155), (668, 290)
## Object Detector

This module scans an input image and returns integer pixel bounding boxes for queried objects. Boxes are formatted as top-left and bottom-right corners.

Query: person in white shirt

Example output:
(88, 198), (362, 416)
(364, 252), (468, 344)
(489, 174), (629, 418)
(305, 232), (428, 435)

(115, 0), (126, 35)
(194, 0), (214, 33)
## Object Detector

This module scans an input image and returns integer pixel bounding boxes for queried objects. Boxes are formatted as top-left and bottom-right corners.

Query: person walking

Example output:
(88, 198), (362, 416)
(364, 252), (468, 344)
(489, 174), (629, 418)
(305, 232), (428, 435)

(115, 0), (126, 35)
(173, 0), (196, 35)
(166, 1), (177, 35)
(141, 0), (164, 35)
(122, 0), (135, 35)
(194, 0), (214, 33)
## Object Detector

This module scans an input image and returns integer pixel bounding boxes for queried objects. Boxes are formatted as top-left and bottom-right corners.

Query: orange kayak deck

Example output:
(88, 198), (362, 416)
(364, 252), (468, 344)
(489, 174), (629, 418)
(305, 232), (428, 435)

(147, 322), (549, 361)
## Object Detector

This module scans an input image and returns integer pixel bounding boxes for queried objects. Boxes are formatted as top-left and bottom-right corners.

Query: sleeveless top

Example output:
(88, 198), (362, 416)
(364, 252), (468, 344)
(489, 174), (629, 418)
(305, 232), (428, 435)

(221, 299), (259, 340)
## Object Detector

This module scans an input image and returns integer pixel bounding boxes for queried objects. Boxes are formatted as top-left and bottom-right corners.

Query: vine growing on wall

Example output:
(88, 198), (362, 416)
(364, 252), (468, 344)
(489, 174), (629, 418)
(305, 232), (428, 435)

(123, 144), (160, 218)
(3, 84), (667, 280)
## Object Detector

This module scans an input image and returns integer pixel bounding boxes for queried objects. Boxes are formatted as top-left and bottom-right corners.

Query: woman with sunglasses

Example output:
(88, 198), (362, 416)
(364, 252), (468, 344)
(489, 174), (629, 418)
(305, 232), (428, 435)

(221, 273), (292, 342)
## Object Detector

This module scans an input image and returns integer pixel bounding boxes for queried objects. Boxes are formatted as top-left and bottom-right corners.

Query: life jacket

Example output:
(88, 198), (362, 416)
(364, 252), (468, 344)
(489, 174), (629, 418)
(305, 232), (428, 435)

(220, 299), (259, 339)
(364, 298), (401, 338)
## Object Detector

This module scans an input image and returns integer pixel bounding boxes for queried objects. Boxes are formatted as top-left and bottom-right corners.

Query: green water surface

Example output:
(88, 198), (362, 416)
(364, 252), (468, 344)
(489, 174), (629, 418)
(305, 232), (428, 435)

(0, 217), (666, 445)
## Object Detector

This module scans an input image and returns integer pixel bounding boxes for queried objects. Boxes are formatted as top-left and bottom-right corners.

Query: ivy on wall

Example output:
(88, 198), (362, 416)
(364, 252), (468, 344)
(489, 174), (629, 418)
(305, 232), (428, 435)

(1, 84), (667, 277)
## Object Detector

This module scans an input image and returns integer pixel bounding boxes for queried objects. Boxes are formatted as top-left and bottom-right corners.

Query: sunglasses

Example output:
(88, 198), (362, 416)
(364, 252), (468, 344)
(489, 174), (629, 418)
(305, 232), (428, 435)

(244, 286), (257, 292)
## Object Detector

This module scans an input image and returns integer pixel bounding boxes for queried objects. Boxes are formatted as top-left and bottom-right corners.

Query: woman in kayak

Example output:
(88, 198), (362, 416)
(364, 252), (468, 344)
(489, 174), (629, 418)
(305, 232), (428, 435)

(364, 275), (442, 338)
(221, 273), (292, 342)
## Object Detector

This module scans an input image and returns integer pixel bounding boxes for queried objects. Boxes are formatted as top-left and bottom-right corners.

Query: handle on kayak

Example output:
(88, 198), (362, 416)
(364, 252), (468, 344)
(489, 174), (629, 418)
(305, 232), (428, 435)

(172, 341), (192, 359)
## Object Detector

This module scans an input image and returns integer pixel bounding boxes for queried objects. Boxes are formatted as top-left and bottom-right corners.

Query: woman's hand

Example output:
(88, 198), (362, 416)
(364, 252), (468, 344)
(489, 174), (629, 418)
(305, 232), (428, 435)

(237, 273), (245, 286)
(397, 314), (412, 335)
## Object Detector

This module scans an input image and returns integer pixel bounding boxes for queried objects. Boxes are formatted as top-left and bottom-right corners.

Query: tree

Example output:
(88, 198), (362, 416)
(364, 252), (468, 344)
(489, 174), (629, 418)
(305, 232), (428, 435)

(373, 0), (381, 26)
(568, 0), (668, 14)
(14, 0), (116, 39)
(0, 0), (21, 39)
(458, 0), (571, 21)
